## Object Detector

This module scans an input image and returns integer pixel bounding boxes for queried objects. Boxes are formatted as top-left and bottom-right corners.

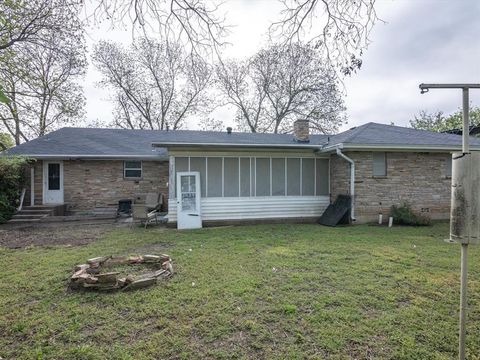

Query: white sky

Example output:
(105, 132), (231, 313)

(82, 0), (480, 133)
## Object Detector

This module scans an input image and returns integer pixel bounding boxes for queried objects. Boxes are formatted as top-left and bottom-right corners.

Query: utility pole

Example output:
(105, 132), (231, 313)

(419, 83), (480, 360)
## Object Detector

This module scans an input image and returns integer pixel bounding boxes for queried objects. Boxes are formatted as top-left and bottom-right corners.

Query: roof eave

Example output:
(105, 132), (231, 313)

(151, 141), (325, 149)
(1, 154), (168, 160)
(320, 143), (480, 153)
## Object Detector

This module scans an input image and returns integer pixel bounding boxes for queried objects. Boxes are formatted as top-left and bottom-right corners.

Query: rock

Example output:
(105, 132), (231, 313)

(127, 256), (143, 264)
(87, 256), (110, 265)
(117, 278), (127, 287)
(96, 272), (120, 284)
(83, 282), (120, 291)
(154, 269), (166, 277)
(125, 275), (135, 284)
(74, 264), (89, 272)
(71, 269), (86, 279)
(85, 276), (98, 284)
(104, 256), (128, 265)
(122, 277), (157, 291)
(86, 266), (101, 275)
(143, 255), (161, 262)
(167, 262), (174, 275)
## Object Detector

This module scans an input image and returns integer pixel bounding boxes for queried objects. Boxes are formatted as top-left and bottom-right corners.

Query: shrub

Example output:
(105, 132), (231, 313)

(390, 202), (431, 226)
(0, 156), (33, 223)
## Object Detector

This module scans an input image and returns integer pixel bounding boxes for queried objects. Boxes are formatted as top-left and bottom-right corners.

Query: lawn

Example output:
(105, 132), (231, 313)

(1, 222), (480, 359)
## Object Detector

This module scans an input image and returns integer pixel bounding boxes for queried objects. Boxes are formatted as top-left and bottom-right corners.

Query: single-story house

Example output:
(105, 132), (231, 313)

(5, 121), (480, 228)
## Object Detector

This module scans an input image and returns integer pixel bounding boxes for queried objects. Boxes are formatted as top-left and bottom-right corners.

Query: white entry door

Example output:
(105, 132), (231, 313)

(176, 171), (202, 229)
(43, 161), (64, 204)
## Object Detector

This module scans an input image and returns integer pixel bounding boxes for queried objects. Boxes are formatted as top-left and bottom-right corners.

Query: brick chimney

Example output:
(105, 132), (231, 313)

(293, 119), (309, 142)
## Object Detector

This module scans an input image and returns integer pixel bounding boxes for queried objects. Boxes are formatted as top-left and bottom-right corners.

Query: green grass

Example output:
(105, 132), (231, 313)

(1, 223), (480, 359)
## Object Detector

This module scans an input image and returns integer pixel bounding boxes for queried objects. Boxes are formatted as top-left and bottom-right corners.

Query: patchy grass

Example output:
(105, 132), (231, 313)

(1, 222), (479, 359)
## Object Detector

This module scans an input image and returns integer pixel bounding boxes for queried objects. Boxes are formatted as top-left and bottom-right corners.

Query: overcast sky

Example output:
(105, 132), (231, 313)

(83, 0), (480, 133)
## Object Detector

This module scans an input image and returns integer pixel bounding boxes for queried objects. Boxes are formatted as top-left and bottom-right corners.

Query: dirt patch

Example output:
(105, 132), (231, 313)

(0, 221), (121, 248)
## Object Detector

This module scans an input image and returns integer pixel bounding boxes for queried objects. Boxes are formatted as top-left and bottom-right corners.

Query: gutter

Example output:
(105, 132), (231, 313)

(321, 143), (480, 153)
(335, 145), (356, 222)
(0, 154), (169, 160)
(151, 141), (324, 149)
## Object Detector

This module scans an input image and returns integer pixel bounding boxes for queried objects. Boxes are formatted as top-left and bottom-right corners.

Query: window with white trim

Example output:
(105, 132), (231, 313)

(124, 161), (142, 178)
(174, 156), (329, 198)
(372, 152), (387, 177)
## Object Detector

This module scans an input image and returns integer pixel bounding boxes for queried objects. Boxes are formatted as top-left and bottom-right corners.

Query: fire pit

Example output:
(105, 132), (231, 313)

(69, 254), (173, 291)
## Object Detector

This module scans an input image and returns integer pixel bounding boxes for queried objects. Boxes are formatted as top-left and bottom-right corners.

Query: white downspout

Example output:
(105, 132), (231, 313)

(336, 146), (356, 221)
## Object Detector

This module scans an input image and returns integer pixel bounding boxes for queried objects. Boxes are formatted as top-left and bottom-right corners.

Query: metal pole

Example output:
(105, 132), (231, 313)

(463, 88), (470, 153)
(458, 87), (469, 360)
(459, 243), (468, 360)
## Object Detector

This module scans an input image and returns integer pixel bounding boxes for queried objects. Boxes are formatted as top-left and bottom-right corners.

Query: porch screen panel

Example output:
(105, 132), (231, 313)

(272, 158), (286, 196)
(224, 157), (239, 197)
(175, 157), (189, 172)
(207, 157), (223, 197)
(255, 158), (270, 196)
(315, 159), (329, 195)
(251, 158), (256, 196)
(190, 157), (206, 196)
(302, 158), (315, 196)
(287, 158), (301, 195)
(175, 157), (189, 197)
(240, 158), (251, 197)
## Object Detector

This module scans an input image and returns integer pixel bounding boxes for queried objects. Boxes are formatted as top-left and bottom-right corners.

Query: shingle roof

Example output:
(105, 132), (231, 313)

(3, 128), (169, 159)
(3, 122), (479, 158)
(149, 129), (328, 147)
(325, 122), (480, 150)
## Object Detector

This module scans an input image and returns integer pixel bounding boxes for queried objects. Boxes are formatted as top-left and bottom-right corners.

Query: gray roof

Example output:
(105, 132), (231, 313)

(3, 128), (169, 159)
(4, 122), (479, 159)
(324, 122), (480, 150)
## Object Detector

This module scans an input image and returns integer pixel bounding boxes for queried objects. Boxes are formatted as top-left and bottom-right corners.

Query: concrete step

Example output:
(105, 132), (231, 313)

(11, 214), (49, 220)
(8, 218), (42, 223)
(16, 209), (54, 215)
(22, 205), (58, 211)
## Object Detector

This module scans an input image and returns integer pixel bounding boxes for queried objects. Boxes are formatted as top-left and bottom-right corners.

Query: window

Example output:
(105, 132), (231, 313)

(286, 158), (301, 195)
(124, 161), (142, 178)
(173, 156), (330, 198)
(446, 156), (452, 178)
(372, 152), (387, 177)
(224, 157), (239, 197)
(272, 158), (286, 196)
(255, 158), (270, 196)
(315, 159), (329, 195)
(207, 157), (222, 197)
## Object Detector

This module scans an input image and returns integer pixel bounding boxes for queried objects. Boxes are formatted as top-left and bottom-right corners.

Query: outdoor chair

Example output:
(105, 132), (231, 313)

(132, 193), (164, 228)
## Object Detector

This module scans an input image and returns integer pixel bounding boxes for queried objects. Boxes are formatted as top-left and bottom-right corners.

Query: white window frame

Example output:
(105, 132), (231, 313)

(124, 160), (143, 179)
(372, 152), (387, 177)
(173, 155), (330, 198)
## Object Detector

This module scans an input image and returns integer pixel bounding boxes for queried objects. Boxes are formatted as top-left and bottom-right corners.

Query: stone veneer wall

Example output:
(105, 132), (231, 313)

(330, 151), (452, 223)
(27, 160), (168, 211)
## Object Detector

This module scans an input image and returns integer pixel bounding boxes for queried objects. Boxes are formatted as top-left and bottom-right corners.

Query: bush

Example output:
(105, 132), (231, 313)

(0, 156), (33, 223)
(390, 202), (431, 226)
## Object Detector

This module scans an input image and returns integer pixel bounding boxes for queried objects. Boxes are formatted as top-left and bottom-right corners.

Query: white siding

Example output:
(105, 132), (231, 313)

(167, 196), (329, 222)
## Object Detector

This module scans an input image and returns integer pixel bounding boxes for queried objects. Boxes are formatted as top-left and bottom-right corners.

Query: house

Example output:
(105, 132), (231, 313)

(5, 121), (480, 228)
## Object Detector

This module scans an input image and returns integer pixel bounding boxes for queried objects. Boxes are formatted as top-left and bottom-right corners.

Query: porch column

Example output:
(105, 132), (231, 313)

(30, 166), (35, 206)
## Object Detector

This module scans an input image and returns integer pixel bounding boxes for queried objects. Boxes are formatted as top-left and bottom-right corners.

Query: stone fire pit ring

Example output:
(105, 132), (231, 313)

(69, 254), (173, 291)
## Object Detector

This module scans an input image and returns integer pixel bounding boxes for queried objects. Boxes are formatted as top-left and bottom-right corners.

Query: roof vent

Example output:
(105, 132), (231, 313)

(226, 127), (232, 134)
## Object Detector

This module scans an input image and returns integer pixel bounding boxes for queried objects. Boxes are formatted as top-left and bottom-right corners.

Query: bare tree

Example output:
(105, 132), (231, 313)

(87, 0), (229, 57)
(0, 19), (86, 144)
(216, 43), (345, 134)
(93, 38), (212, 130)
(270, 0), (378, 75)
(216, 60), (268, 133)
(0, 0), (82, 51)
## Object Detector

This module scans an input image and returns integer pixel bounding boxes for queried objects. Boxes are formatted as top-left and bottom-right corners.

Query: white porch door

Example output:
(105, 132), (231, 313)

(176, 172), (202, 229)
(43, 161), (64, 204)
